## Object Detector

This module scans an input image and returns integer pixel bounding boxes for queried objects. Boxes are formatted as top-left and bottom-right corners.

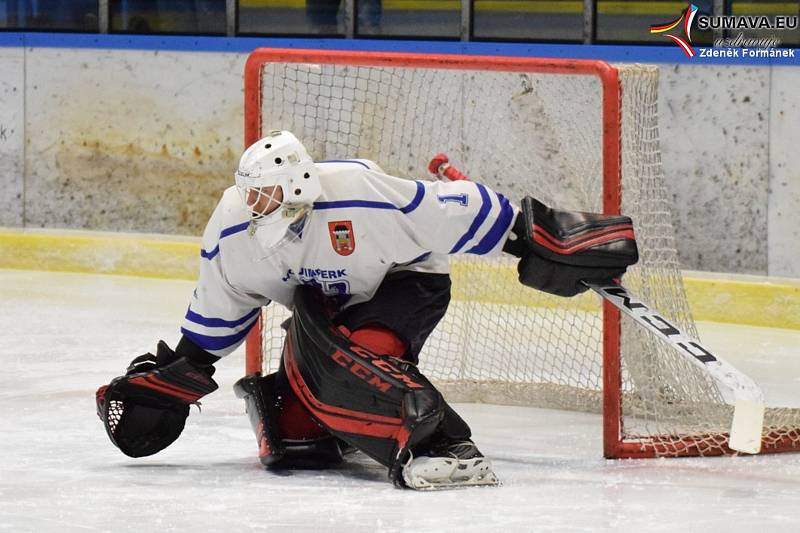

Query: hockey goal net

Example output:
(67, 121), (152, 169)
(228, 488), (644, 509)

(242, 48), (800, 458)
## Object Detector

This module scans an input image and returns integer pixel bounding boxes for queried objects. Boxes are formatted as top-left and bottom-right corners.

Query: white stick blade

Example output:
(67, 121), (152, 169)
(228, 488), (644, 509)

(729, 399), (765, 454)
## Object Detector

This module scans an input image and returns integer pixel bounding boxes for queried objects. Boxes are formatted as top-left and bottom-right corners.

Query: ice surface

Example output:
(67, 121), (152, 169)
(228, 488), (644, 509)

(2, 269), (800, 532)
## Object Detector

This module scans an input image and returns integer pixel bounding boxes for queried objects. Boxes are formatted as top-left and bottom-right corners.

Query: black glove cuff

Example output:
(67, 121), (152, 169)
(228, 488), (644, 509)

(176, 335), (221, 367)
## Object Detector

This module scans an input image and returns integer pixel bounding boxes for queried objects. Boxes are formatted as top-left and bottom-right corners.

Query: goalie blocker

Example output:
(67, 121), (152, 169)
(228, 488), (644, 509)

(427, 156), (638, 296)
(506, 197), (639, 296)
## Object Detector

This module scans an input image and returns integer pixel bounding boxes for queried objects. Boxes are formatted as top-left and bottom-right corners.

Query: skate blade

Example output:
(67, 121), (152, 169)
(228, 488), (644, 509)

(403, 456), (501, 491)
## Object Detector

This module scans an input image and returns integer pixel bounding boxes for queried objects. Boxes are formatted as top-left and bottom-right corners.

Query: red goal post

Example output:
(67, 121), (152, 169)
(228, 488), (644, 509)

(240, 48), (800, 460)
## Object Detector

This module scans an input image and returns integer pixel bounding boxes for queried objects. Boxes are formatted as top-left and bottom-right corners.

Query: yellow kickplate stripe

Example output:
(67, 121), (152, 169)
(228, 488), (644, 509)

(0, 230), (199, 281)
(1, 229), (798, 329)
(683, 277), (800, 331)
(448, 259), (600, 313)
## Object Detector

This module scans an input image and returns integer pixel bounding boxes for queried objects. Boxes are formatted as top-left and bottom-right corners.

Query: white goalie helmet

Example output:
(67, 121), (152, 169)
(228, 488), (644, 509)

(234, 130), (322, 253)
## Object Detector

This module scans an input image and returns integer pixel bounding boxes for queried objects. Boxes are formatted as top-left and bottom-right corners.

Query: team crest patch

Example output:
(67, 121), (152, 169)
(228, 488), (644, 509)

(328, 220), (355, 256)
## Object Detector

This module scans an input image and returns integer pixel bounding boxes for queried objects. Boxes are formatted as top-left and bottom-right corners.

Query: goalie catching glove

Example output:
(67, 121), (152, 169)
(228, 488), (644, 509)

(96, 341), (218, 457)
(506, 197), (639, 297)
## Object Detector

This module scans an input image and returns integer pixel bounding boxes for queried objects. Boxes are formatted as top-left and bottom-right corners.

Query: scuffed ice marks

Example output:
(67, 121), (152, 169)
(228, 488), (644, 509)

(2, 270), (800, 532)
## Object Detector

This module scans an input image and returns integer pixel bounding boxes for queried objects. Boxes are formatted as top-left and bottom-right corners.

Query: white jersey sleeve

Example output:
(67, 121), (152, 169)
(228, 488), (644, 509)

(361, 169), (518, 257)
(180, 190), (270, 358)
(414, 178), (517, 256)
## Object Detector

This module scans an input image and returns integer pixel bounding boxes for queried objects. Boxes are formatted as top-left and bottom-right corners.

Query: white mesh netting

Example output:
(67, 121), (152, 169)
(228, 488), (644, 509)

(250, 56), (800, 456)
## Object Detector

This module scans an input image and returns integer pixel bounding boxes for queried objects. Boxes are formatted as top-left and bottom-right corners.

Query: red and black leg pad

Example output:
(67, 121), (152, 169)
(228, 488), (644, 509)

(283, 286), (445, 484)
(513, 197), (640, 297)
(233, 372), (345, 468)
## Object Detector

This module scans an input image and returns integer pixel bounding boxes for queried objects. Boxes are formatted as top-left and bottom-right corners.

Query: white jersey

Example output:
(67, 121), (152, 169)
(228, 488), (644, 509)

(181, 159), (518, 357)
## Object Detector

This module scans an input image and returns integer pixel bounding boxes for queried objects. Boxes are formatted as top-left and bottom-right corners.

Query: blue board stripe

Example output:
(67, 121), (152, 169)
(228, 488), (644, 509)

(0, 33), (796, 66)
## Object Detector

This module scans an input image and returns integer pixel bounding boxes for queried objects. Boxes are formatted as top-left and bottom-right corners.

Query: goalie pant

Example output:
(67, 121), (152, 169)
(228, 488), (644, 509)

(282, 286), (460, 483)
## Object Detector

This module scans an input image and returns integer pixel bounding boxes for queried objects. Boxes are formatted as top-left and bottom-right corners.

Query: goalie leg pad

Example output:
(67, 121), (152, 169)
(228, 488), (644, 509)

(234, 373), (344, 468)
(234, 374), (286, 466)
(283, 287), (445, 482)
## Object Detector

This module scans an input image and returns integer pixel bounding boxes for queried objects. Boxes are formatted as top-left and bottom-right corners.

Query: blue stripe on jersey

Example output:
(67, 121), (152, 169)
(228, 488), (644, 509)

(466, 192), (515, 255)
(406, 251), (432, 265)
(185, 307), (260, 328)
(319, 159), (370, 169)
(200, 221), (250, 260)
(313, 181), (426, 214)
(400, 181), (425, 214)
(201, 245), (220, 260)
(180, 318), (257, 351)
(221, 221), (250, 238)
(449, 183), (491, 254)
(313, 199), (396, 210)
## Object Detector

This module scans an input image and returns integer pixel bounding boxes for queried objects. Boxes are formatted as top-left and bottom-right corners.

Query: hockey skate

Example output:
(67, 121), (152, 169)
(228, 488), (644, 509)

(402, 440), (500, 490)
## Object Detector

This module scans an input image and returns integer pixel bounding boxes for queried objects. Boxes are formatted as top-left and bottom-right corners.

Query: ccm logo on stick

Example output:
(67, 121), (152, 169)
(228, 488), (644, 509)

(604, 287), (717, 364)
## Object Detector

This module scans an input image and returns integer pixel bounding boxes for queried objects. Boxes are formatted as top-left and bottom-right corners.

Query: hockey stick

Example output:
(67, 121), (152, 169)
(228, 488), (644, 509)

(583, 281), (764, 454)
(427, 153), (765, 454)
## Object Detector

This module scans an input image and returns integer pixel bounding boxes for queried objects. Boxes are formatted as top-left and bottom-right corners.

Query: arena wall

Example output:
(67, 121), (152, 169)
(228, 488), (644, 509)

(0, 36), (797, 277)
